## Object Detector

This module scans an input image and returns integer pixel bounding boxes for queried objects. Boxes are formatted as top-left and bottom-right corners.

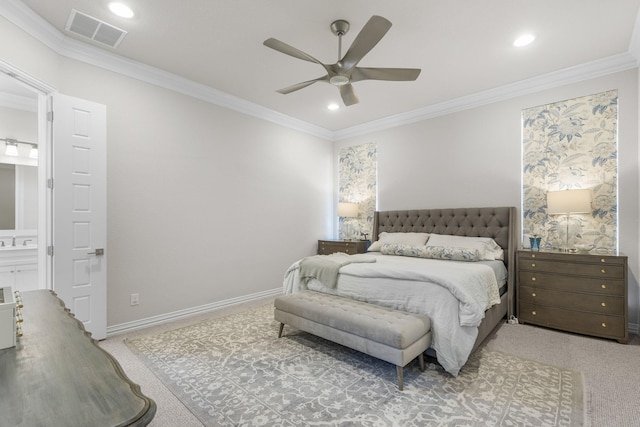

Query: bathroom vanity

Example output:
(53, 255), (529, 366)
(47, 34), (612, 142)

(0, 242), (38, 292)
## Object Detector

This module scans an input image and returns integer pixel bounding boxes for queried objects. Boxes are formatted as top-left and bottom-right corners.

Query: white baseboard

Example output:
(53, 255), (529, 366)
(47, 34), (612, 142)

(629, 322), (639, 335)
(106, 287), (282, 337)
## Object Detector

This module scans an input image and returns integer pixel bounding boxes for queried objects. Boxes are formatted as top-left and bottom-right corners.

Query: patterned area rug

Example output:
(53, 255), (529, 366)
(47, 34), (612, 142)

(127, 304), (585, 426)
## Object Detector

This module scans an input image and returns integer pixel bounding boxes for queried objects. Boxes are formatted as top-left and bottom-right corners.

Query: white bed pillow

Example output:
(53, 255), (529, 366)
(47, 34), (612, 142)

(425, 234), (504, 261)
(367, 232), (430, 252)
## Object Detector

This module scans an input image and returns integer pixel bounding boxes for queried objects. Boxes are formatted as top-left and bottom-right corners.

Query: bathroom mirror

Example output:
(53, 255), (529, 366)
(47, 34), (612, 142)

(0, 73), (38, 231)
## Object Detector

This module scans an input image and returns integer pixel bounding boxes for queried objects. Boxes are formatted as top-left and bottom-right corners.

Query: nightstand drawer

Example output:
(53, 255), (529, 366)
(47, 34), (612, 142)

(519, 302), (626, 340)
(518, 271), (625, 295)
(317, 240), (369, 255)
(519, 286), (625, 315)
(518, 260), (624, 279)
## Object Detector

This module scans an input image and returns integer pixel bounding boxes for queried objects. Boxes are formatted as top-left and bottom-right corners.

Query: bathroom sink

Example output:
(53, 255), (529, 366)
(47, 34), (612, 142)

(0, 245), (37, 251)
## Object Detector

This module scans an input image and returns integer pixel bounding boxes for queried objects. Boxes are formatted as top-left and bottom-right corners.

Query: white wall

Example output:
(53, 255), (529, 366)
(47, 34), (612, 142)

(0, 17), (334, 326)
(2, 14), (639, 332)
(335, 69), (640, 329)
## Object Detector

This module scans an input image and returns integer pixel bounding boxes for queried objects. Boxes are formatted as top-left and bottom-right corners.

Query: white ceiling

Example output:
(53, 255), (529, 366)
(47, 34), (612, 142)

(10, 0), (640, 135)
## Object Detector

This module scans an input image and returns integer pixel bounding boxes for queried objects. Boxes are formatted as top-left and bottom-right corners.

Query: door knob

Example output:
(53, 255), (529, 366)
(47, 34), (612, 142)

(87, 248), (104, 256)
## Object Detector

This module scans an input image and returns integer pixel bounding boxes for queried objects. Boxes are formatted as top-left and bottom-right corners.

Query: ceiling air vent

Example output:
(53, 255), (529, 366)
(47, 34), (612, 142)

(65, 9), (127, 48)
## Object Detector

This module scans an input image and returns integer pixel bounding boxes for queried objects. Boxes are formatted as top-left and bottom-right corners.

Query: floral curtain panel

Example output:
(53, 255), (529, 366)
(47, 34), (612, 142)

(338, 143), (377, 240)
(522, 90), (618, 252)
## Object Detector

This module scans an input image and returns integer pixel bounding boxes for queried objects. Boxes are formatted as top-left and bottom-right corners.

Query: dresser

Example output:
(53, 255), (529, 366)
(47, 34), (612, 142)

(317, 240), (370, 255)
(516, 250), (628, 343)
(0, 290), (156, 426)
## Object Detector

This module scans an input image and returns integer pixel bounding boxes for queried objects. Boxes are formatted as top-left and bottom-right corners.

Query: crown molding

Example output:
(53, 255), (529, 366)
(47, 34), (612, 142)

(2, 0), (638, 143)
(1, 0), (334, 141)
(333, 52), (638, 141)
(628, 6), (640, 64)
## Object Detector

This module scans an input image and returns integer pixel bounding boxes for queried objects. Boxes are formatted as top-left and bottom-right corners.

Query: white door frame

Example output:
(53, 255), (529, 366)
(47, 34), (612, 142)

(0, 60), (56, 290)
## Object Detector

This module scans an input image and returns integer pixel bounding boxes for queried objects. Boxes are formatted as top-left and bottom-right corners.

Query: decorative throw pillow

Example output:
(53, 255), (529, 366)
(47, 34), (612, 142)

(381, 243), (481, 262)
(380, 243), (428, 258)
(425, 234), (503, 261)
(367, 232), (430, 252)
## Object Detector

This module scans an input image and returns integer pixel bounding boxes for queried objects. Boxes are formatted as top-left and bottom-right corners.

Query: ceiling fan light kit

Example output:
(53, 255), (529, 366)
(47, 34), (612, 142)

(264, 15), (421, 106)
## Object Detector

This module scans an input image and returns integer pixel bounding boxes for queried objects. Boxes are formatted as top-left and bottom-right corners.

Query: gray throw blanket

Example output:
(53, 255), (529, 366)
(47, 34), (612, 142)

(299, 253), (376, 289)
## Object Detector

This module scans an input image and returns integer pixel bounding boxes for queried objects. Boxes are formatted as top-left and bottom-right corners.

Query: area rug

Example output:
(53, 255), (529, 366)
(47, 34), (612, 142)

(126, 304), (585, 426)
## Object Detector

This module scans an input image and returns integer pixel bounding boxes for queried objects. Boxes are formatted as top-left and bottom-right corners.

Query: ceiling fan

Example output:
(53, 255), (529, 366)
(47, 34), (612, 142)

(263, 15), (421, 106)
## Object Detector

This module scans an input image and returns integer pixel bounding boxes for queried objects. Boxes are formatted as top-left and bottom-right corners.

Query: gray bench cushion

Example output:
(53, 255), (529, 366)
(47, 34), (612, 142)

(275, 291), (430, 349)
(274, 290), (432, 389)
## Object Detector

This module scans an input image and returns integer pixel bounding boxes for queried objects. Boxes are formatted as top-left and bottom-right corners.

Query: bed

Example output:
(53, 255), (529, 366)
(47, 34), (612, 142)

(283, 206), (516, 376)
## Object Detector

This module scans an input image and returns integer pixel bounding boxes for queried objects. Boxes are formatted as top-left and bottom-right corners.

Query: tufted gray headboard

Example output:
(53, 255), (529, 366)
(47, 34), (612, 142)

(372, 207), (515, 259)
(372, 206), (517, 316)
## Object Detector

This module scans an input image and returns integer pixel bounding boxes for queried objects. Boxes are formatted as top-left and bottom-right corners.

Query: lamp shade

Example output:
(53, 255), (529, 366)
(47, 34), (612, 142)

(338, 202), (358, 218)
(547, 189), (591, 214)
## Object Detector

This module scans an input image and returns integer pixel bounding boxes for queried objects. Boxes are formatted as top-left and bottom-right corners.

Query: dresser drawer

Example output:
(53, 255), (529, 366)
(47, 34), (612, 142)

(519, 302), (626, 340)
(518, 259), (624, 279)
(519, 286), (625, 315)
(518, 251), (626, 266)
(518, 271), (625, 295)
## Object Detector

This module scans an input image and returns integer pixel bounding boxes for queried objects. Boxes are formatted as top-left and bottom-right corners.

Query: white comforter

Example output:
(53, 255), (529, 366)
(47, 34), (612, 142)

(283, 253), (504, 376)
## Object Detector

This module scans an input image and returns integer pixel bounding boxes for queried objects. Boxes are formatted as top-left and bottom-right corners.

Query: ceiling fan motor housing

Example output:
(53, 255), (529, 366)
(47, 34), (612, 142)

(330, 20), (350, 36)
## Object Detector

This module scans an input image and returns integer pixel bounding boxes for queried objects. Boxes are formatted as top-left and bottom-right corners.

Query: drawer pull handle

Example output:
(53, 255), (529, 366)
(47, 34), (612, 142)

(601, 323), (607, 328)
(532, 292), (536, 297)
(601, 269), (606, 274)
(531, 277), (536, 282)
(531, 263), (536, 268)
(532, 311), (537, 316)
(601, 284), (607, 289)
(531, 254), (536, 258)
(601, 258), (606, 263)
(601, 302), (606, 307)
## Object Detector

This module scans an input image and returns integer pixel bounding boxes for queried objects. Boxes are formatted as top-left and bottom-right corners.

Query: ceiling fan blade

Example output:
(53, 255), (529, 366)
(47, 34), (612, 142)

(263, 38), (323, 65)
(351, 67), (421, 82)
(276, 76), (328, 94)
(339, 84), (359, 106)
(341, 16), (392, 69)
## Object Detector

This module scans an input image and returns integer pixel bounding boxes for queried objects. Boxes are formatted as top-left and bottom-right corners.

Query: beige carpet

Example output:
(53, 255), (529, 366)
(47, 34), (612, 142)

(124, 304), (584, 426)
(100, 298), (640, 427)
(482, 319), (640, 427)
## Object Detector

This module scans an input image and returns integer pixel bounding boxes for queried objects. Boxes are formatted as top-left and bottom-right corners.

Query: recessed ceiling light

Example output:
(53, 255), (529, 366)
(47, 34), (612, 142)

(327, 103), (339, 111)
(108, 2), (134, 18)
(513, 34), (535, 47)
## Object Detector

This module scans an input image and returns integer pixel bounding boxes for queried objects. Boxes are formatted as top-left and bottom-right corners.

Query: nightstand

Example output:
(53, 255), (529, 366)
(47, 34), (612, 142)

(516, 250), (628, 343)
(317, 240), (370, 255)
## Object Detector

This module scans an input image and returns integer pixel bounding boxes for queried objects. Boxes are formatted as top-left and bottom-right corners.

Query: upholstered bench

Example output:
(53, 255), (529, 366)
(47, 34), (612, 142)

(274, 291), (432, 390)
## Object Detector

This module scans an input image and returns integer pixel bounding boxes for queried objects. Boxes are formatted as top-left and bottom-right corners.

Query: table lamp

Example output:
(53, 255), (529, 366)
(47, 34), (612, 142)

(338, 202), (358, 240)
(547, 189), (591, 252)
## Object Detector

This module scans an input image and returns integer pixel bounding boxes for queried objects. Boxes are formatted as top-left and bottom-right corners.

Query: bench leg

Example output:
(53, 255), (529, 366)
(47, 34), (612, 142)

(396, 366), (404, 391)
(418, 353), (425, 372)
(278, 323), (285, 338)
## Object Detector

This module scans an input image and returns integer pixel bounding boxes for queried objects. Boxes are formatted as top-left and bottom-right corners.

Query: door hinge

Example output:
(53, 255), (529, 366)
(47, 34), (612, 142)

(47, 178), (54, 189)
(47, 111), (53, 122)
(47, 246), (54, 256)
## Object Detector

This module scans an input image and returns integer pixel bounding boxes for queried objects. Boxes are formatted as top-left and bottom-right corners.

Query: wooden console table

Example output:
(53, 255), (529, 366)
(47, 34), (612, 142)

(0, 290), (156, 426)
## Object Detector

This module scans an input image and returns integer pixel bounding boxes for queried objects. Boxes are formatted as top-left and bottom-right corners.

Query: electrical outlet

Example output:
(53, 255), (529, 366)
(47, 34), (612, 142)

(130, 293), (139, 306)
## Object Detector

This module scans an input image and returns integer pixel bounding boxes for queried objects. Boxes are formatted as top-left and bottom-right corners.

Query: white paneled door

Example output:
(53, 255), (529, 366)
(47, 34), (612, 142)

(52, 93), (107, 340)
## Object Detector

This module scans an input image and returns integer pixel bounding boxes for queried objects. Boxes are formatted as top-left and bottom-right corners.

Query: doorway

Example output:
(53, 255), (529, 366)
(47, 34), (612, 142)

(0, 71), (43, 292)
(0, 62), (108, 340)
